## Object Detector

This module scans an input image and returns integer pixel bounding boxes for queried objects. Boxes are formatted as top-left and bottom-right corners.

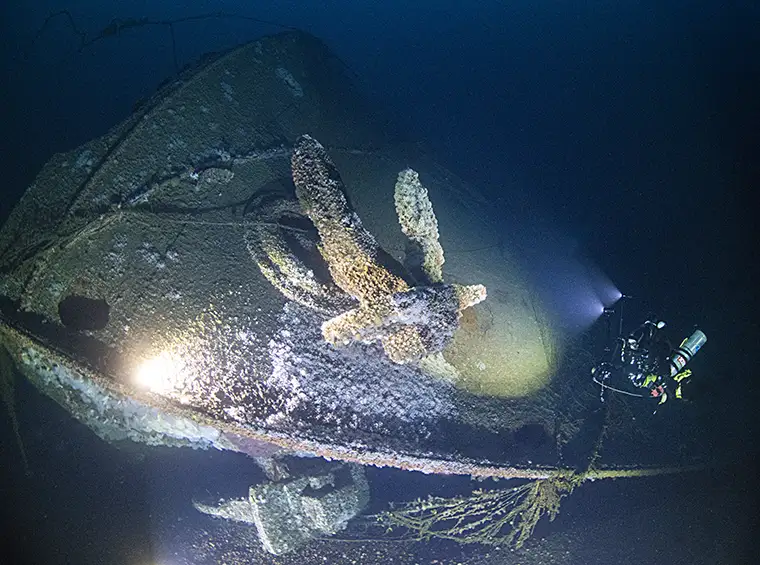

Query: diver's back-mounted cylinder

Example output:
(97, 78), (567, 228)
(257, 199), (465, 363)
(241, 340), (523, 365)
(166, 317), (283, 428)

(669, 329), (707, 376)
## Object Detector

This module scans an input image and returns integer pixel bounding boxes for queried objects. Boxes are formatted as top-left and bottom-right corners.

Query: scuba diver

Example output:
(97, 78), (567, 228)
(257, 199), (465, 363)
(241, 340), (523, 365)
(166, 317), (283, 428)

(591, 302), (707, 409)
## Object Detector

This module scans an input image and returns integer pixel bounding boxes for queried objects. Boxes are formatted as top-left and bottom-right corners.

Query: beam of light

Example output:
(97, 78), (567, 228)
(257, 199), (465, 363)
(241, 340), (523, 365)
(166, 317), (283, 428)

(511, 228), (618, 335)
(591, 299), (606, 317)
(604, 285), (623, 305)
(562, 286), (606, 332)
(576, 253), (622, 307)
(596, 280), (622, 307)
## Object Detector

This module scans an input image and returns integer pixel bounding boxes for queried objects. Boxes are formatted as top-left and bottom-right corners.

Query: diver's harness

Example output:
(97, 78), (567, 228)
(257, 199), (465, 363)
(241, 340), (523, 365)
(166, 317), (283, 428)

(592, 306), (707, 407)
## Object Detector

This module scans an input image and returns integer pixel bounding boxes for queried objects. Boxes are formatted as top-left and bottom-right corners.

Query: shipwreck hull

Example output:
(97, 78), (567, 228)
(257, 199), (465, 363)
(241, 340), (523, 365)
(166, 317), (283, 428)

(0, 31), (570, 477)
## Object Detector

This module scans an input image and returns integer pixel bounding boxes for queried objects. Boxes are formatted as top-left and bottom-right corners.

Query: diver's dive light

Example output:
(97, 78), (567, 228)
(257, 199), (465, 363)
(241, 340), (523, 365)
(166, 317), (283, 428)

(668, 329), (707, 376)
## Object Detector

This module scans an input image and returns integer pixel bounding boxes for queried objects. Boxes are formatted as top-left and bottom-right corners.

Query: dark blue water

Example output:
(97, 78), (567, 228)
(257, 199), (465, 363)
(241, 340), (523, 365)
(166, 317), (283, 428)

(2, 2), (758, 563)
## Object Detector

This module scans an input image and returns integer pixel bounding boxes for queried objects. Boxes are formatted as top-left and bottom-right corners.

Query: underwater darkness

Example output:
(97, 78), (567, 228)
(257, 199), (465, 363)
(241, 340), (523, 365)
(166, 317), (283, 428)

(1, 1), (759, 564)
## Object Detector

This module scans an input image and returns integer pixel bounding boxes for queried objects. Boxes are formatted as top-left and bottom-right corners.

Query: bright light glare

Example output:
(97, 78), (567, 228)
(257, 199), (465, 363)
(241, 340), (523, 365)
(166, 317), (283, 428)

(592, 299), (605, 317)
(575, 296), (606, 329)
(590, 272), (622, 307)
(135, 351), (184, 393)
